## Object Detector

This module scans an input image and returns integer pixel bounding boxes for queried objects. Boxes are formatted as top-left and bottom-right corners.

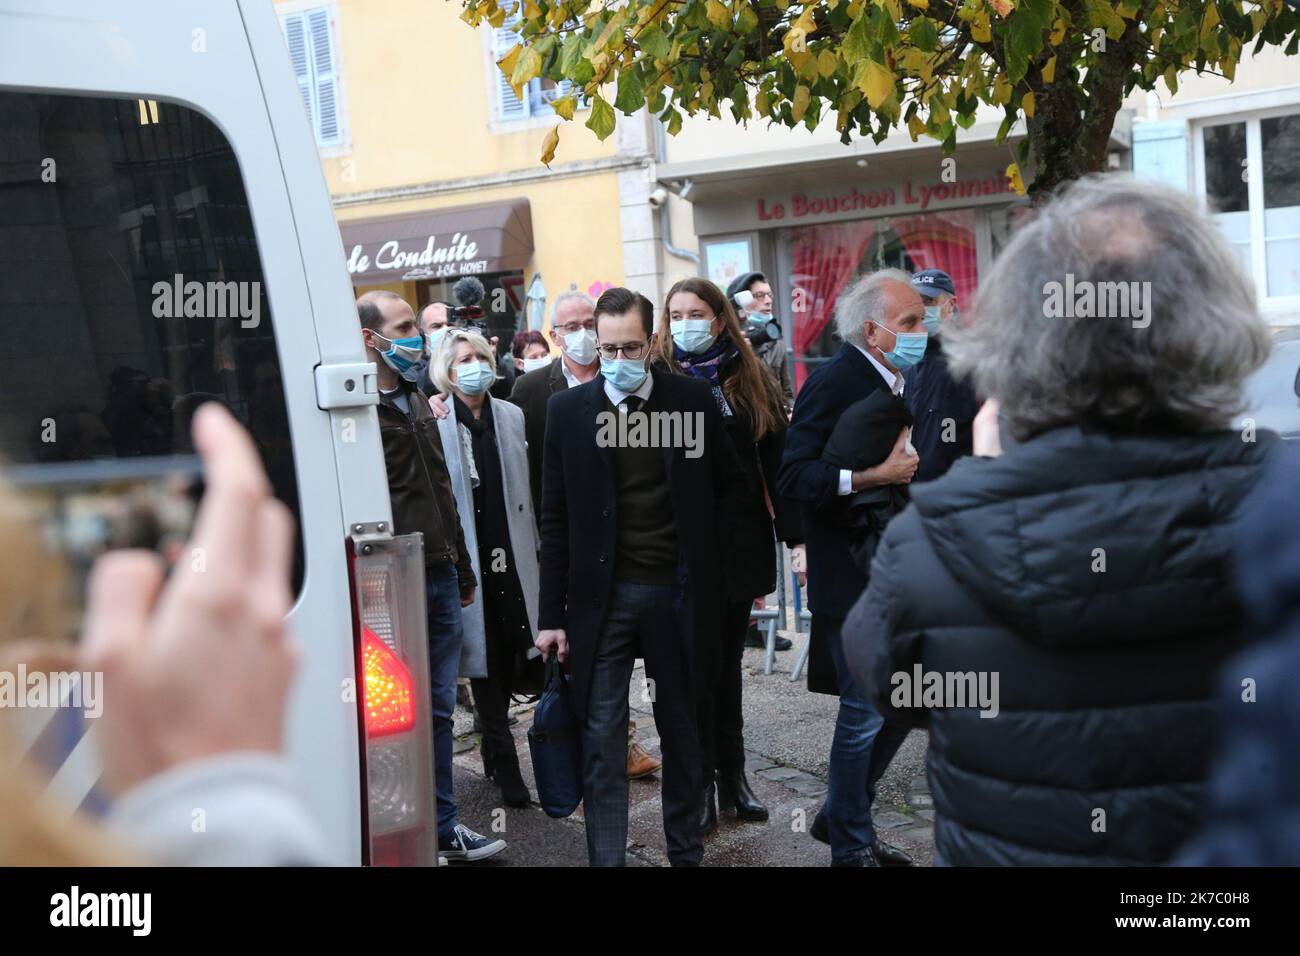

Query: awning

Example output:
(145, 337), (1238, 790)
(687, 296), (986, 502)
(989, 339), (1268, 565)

(339, 198), (533, 285)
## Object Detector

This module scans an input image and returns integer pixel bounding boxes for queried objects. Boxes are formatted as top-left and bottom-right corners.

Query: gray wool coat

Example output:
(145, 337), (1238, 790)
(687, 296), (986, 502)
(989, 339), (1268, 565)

(436, 395), (541, 680)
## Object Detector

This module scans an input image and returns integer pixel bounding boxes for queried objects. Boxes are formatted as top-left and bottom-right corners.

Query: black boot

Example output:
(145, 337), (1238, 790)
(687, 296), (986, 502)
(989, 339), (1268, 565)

(493, 750), (531, 809)
(717, 770), (769, 822)
(698, 782), (718, 836)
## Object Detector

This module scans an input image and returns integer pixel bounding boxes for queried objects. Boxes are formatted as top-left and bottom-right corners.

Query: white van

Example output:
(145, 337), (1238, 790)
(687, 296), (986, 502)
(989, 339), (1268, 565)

(0, 0), (436, 865)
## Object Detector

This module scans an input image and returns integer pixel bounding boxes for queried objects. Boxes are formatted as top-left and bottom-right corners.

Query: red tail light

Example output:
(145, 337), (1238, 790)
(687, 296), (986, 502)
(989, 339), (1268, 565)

(363, 627), (416, 738)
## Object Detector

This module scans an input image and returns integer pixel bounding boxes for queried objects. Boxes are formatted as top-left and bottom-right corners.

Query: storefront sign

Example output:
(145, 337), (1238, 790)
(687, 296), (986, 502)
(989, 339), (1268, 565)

(339, 199), (533, 285)
(757, 172), (1017, 221)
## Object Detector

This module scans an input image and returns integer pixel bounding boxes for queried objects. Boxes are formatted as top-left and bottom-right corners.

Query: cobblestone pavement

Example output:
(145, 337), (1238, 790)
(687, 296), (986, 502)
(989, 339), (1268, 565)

(449, 629), (936, 867)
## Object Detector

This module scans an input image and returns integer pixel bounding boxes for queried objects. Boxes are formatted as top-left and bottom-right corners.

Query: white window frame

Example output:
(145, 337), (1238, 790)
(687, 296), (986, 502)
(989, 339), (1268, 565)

(277, 0), (352, 158)
(1192, 101), (1300, 318)
(483, 6), (587, 132)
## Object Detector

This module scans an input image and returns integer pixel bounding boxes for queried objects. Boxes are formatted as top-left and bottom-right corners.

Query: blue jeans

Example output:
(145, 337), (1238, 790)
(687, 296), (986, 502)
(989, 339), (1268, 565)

(823, 614), (909, 863)
(426, 562), (464, 840)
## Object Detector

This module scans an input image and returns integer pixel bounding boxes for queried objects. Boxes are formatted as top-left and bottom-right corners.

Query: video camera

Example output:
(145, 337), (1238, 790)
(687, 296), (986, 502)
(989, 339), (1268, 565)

(734, 288), (781, 349)
(447, 276), (487, 334)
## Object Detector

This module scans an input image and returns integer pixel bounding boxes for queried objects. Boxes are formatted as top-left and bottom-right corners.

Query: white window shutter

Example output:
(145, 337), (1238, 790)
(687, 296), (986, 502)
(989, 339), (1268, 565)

(494, 21), (529, 121)
(283, 13), (315, 134)
(307, 9), (340, 146)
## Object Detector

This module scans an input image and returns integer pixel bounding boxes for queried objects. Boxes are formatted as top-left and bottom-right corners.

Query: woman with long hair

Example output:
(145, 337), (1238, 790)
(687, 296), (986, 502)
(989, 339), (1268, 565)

(432, 329), (542, 809)
(657, 277), (802, 832)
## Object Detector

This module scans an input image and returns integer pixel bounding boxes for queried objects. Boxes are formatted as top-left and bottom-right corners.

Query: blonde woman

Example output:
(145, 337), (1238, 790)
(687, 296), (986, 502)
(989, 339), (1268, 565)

(1, 404), (331, 866)
(432, 330), (541, 808)
(656, 277), (803, 834)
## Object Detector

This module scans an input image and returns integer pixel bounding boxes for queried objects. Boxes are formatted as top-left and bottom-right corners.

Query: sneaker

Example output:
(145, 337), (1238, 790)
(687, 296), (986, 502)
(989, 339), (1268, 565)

(439, 823), (507, 862)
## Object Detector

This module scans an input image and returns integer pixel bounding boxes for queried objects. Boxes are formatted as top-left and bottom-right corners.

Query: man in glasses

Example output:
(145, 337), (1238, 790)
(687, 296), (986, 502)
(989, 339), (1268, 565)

(535, 287), (744, 866)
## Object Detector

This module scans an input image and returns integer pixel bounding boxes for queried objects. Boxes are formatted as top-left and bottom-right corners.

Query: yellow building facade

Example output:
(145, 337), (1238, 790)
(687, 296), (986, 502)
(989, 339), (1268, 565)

(273, 0), (671, 347)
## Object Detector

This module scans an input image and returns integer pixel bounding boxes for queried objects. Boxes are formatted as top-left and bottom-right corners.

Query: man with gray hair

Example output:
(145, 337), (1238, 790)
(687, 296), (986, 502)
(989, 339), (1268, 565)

(777, 269), (926, 867)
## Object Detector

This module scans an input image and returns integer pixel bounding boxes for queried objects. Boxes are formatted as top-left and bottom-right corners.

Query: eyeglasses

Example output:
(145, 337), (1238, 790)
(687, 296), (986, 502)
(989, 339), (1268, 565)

(597, 341), (649, 360)
(554, 320), (596, 335)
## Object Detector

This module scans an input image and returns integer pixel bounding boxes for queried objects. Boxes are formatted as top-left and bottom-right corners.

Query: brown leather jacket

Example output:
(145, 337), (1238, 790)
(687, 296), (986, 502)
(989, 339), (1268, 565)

(376, 379), (476, 596)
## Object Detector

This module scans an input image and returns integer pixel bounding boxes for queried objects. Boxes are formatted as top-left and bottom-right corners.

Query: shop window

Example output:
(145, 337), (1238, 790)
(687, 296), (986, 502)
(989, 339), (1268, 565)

(491, 2), (584, 124)
(279, 3), (348, 150)
(1198, 110), (1300, 302)
(0, 90), (304, 593)
(775, 209), (978, 391)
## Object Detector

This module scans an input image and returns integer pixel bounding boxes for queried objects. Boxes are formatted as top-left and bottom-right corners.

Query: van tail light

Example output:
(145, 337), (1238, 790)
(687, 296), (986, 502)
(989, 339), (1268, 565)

(347, 530), (436, 866)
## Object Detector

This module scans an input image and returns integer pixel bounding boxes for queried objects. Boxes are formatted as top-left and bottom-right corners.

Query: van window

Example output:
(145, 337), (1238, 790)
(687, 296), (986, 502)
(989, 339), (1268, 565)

(0, 91), (304, 591)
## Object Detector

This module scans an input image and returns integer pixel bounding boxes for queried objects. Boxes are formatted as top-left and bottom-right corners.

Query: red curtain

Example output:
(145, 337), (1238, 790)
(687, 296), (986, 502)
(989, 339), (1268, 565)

(888, 211), (979, 304)
(789, 220), (877, 391)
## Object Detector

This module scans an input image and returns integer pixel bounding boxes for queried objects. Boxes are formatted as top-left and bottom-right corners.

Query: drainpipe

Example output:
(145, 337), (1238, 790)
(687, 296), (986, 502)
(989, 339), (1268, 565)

(654, 119), (700, 265)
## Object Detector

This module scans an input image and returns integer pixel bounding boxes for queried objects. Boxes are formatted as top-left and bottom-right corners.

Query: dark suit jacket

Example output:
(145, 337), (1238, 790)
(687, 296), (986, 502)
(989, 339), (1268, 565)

(537, 366), (745, 721)
(509, 356), (569, 521)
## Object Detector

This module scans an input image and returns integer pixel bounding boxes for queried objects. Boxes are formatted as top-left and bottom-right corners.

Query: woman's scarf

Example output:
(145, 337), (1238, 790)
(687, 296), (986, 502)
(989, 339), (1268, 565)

(675, 333), (738, 419)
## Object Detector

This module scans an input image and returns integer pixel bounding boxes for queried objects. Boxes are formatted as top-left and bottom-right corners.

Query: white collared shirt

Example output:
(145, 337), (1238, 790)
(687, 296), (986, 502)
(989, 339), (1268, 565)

(602, 366), (654, 407)
(838, 343), (904, 495)
(560, 357), (579, 389)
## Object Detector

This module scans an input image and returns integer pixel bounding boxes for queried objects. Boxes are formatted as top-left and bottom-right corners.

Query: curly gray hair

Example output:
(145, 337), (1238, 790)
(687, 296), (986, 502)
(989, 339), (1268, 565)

(833, 268), (914, 347)
(943, 173), (1270, 439)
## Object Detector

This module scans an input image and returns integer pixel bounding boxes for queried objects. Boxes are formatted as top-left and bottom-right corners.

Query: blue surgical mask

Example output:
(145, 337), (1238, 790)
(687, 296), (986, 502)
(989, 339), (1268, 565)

(600, 356), (649, 393)
(747, 311), (781, 340)
(873, 321), (928, 370)
(670, 319), (716, 354)
(374, 331), (426, 382)
(455, 360), (494, 396)
(922, 305), (942, 336)
(425, 327), (449, 355)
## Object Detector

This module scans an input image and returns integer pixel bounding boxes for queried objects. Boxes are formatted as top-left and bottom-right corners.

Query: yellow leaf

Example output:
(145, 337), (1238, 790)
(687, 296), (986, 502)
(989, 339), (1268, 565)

(784, 6), (818, 60)
(540, 125), (560, 167)
(511, 45), (544, 95)
(1022, 91), (1035, 119)
(1049, 17), (1066, 45)
(818, 48), (840, 79)
(552, 95), (576, 121)
(791, 84), (812, 122)
(906, 0), (928, 8)
(992, 72), (1012, 105)
(1042, 55), (1056, 84)
(756, 89), (772, 116)
(907, 113), (926, 141)
(497, 42), (525, 97)
(523, 0), (542, 21)
(972, 12), (991, 43)
(706, 0), (731, 29)
(862, 60), (895, 110)
(1006, 162), (1025, 196)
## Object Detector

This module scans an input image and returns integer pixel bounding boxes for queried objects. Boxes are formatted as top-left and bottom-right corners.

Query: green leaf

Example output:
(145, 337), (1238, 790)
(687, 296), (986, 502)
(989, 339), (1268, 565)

(843, 12), (872, 63)
(736, 3), (759, 33)
(559, 33), (585, 74)
(585, 93), (616, 139)
(1004, 11), (1044, 84)
(614, 66), (646, 113)
(638, 24), (672, 60)
(910, 17), (938, 53)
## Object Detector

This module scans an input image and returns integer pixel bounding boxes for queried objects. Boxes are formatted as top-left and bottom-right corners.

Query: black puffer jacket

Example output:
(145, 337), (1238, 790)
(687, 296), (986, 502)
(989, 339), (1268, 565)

(846, 424), (1279, 865)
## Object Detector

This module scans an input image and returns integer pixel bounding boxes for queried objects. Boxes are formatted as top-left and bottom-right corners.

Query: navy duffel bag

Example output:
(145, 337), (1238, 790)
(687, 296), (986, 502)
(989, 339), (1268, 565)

(527, 653), (584, 818)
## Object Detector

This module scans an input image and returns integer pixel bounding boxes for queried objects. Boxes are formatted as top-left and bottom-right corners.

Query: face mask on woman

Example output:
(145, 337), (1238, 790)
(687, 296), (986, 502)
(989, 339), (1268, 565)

(872, 321), (928, 370)
(521, 356), (551, 374)
(454, 360), (494, 396)
(373, 331), (426, 382)
(670, 318), (716, 354)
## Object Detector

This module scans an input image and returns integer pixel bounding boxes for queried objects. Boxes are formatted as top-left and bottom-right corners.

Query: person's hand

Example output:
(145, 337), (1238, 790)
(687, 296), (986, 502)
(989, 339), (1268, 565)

(460, 586), (476, 608)
(973, 398), (1003, 458)
(428, 392), (451, 420)
(789, 545), (807, 587)
(851, 426), (919, 489)
(81, 403), (298, 795)
(536, 628), (568, 664)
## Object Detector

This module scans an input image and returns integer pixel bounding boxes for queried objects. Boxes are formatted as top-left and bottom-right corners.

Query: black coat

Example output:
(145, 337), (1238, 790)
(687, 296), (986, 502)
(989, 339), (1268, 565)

(707, 353), (803, 602)
(902, 337), (979, 483)
(537, 367), (745, 721)
(777, 343), (897, 620)
(509, 356), (569, 521)
(846, 424), (1280, 865)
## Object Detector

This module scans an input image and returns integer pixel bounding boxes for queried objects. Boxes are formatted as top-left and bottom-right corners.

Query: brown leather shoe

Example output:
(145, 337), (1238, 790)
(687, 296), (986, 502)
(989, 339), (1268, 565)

(626, 740), (662, 779)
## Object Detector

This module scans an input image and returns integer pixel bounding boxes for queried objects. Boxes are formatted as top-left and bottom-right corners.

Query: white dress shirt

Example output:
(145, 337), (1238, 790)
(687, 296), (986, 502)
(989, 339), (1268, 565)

(602, 366), (654, 407)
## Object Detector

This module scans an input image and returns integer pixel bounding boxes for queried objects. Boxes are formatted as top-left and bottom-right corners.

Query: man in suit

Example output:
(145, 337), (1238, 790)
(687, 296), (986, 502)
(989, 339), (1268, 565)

(776, 269), (924, 867)
(534, 287), (743, 867)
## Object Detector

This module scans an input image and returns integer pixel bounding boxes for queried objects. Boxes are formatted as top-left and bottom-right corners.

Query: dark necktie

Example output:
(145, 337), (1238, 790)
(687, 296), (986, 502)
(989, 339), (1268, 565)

(621, 395), (643, 414)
